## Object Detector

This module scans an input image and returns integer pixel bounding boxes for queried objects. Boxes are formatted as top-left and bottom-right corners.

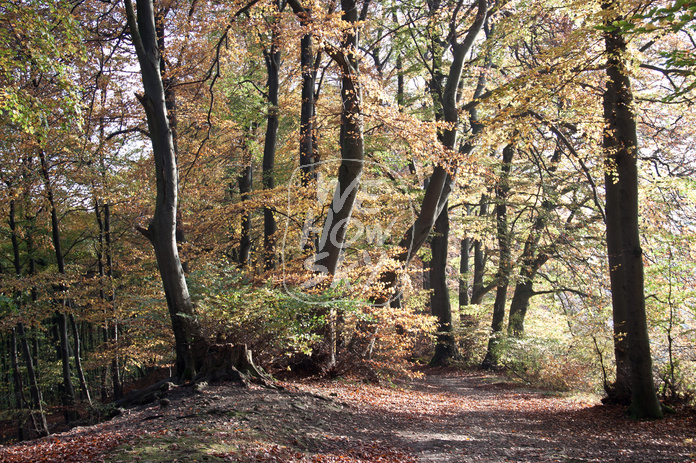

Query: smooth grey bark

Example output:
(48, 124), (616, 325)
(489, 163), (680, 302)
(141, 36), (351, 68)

(459, 235), (470, 307)
(313, 0), (365, 279)
(507, 204), (551, 336)
(38, 150), (76, 421)
(237, 164), (253, 267)
(125, 0), (207, 380)
(482, 143), (514, 370)
(17, 323), (49, 436)
(376, 0), (489, 305)
(262, 2), (281, 270)
(459, 70), (487, 309)
(602, 4), (662, 419)
(69, 313), (91, 405)
(298, 11), (317, 185)
(95, 198), (122, 400)
(470, 195), (492, 305)
(430, 201), (458, 365)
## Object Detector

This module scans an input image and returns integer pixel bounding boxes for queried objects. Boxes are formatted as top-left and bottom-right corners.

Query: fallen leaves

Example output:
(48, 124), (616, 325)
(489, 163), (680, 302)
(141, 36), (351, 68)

(1, 369), (695, 462)
(0, 428), (137, 463)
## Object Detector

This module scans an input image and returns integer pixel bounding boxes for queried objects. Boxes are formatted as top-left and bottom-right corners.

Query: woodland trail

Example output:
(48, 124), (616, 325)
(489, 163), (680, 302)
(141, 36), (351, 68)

(0, 369), (694, 462)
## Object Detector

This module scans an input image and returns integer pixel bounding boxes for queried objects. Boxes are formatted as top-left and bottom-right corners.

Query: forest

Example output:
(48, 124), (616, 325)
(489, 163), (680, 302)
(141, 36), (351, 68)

(1, 0), (696, 459)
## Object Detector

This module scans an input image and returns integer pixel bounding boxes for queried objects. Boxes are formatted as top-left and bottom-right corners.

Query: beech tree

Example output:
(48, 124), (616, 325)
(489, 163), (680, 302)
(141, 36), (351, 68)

(377, 0), (489, 312)
(125, 0), (208, 379)
(602, 0), (662, 419)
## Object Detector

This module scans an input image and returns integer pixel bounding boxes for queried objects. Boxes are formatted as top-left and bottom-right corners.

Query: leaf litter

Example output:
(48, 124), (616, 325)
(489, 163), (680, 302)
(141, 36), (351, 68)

(0, 368), (694, 462)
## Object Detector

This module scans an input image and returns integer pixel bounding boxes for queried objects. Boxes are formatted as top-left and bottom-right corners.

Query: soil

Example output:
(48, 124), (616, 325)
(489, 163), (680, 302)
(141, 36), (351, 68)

(0, 368), (694, 462)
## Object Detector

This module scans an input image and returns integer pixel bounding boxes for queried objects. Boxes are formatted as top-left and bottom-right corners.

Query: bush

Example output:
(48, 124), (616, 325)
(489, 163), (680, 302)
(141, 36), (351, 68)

(498, 335), (597, 392)
(190, 264), (436, 380)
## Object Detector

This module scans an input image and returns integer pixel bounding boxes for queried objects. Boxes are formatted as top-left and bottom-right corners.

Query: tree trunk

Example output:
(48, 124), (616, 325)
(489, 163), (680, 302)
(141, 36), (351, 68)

(422, 179), (432, 292)
(262, 4), (281, 270)
(38, 149), (77, 421)
(430, 202), (458, 365)
(125, 0), (208, 380)
(374, 0), (488, 304)
(69, 313), (91, 405)
(507, 279), (534, 336)
(482, 143), (514, 370)
(459, 235), (470, 308)
(313, 0), (364, 281)
(471, 196), (490, 305)
(602, 4), (662, 419)
(299, 13), (316, 185)
(459, 69), (487, 309)
(238, 165), (253, 267)
(604, 172), (632, 404)
(507, 209), (550, 336)
(17, 323), (49, 437)
(95, 198), (123, 399)
(9, 201), (31, 428)
(103, 199), (123, 399)
(56, 313), (76, 422)
(10, 328), (25, 440)
(18, 198), (49, 435)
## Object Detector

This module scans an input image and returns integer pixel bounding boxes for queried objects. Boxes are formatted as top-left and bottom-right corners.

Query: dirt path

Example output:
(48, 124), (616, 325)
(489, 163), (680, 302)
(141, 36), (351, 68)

(0, 369), (694, 462)
(298, 370), (695, 462)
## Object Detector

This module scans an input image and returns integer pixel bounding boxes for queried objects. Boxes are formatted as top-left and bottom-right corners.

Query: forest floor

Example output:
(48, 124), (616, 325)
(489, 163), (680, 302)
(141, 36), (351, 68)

(0, 368), (695, 462)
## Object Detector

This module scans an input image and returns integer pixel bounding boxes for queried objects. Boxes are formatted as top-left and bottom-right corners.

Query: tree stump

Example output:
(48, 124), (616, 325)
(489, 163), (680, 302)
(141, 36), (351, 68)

(195, 343), (273, 386)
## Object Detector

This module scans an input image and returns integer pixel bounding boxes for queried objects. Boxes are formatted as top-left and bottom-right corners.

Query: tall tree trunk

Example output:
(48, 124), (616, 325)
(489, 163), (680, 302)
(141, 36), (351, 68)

(308, 0), (365, 369)
(94, 200), (109, 402)
(482, 143), (514, 370)
(56, 313), (75, 422)
(375, 0), (489, 304)
(422, 179), (432, 292)
(69, 313), (91, 405)
(262, 2), (281, 270)
(18, 195), (49, 435)
(507, 208), (550, 336)
(313, 0), (364, 281)
(10, 328), (25, 441)
(470, 196), (489, 305)
(605, 174), (632, 404)
(602, 3), (662, 419)
(9, 197), (29, 423)
(430, 202), (458, 365)
(459, 70), (486, 310)
(459, 236), (470, 307)
(238, 165), (253, 267)
(17, 323), (49, 437)
(105, 201), (122, 399)
(125, 0), (208, 380)
(38, 150), (77, 421)
(95, 199), (122, 399)
(299, 25), (316, 184)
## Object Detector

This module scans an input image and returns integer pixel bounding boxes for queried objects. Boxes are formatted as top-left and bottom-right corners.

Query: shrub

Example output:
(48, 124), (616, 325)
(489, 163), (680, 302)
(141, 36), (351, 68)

(498, 335), (598, 392)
